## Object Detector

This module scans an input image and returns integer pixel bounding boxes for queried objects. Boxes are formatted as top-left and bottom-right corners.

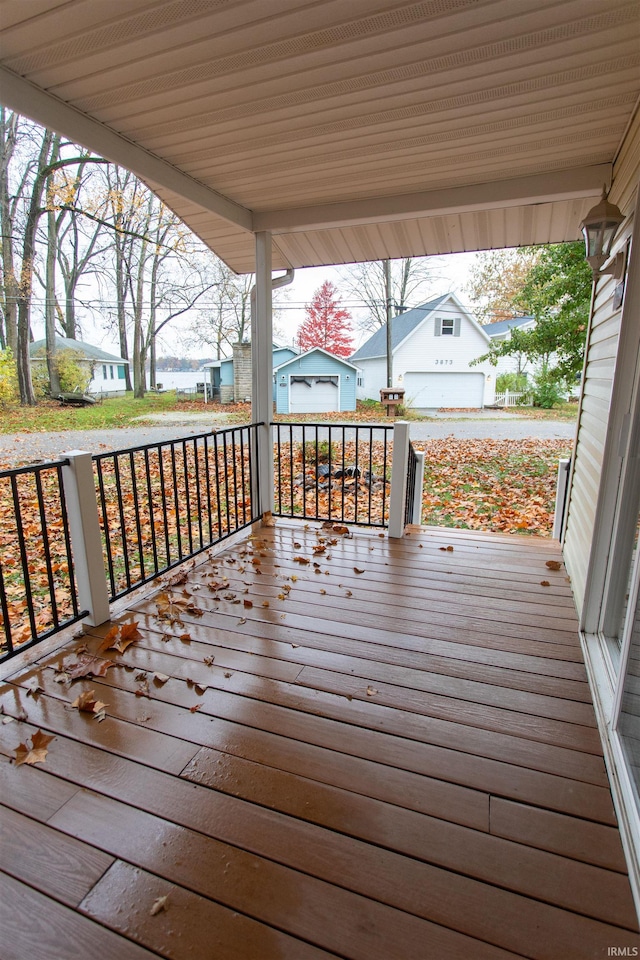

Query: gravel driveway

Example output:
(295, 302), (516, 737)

(0, 412), (575, 466)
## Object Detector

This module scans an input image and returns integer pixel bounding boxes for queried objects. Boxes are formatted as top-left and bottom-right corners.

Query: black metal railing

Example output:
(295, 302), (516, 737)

(404, 442), (418, 528)
(0, 460), (87, 662)
(273, 423), (393, 527)
(94, 423), (261, 601)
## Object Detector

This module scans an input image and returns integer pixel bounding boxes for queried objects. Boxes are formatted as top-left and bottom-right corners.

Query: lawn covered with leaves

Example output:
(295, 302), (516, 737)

(414, 438), (571, 534)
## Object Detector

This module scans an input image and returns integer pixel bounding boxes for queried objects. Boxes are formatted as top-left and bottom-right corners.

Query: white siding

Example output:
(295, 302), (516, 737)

(355, 357), (387, 401)
(563, 108), (640, 621)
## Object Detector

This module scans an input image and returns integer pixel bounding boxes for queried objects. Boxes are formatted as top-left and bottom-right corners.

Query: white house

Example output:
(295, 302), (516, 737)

(482, 316), (538, 381)
(29, 336), (129, 396)
(350, 294), (496, 409)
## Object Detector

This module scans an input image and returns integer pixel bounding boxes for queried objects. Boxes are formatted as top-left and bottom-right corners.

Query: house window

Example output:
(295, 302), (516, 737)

(102, 364), (107, 378)
(110, 365), (114, 379)
(357, 373), (364, 387)
(117, 365), (126, 379)
(435, 316), (461, 336)
(441, 317), (454, 335)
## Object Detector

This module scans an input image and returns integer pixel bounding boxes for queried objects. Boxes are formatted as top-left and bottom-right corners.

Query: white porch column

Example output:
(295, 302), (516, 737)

(252, 231), (274, 516)
(62, 450), (110, 626)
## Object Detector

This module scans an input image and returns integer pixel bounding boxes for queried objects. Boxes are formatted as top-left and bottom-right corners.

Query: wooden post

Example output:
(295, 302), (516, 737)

(252, 232), (274, 518)
(388, 420), (410, 538)
(62, 450), (110, 626)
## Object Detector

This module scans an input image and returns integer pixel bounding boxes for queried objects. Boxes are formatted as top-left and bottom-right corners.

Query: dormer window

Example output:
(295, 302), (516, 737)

(441, 317), (454, 335)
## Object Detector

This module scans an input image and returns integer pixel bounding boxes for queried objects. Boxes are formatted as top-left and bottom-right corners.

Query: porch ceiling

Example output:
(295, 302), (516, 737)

(1, 0), (639, 272)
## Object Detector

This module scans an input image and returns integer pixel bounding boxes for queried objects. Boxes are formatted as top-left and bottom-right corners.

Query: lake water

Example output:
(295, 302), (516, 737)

(152, 371), (207, 390)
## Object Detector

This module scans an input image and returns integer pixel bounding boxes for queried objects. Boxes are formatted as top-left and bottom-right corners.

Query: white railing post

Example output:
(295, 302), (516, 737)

(553, 457), (571, 540)
(412, 451), (425, 525)
(388, 421), (410, 538)
(505, 388), (510, 407)
(62, 450), (110, 626)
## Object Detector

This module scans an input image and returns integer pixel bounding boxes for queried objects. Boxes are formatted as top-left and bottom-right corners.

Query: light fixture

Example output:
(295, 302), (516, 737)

(580, 187), (626, 279)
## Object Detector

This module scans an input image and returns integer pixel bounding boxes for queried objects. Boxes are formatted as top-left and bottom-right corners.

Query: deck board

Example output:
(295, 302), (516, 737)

(1, 521), (639, 959)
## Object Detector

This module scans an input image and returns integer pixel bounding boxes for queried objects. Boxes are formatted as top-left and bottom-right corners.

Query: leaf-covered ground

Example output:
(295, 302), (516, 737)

(414, 438), (572, 534)
(1, 436), (571, 653)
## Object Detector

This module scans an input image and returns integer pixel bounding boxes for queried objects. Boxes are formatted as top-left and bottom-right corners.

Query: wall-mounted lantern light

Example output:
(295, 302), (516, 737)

(580, 187), (626, 279)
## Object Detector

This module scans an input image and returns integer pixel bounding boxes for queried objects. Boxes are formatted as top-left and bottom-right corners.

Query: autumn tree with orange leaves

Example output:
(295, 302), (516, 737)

(297, 281), (353, 357)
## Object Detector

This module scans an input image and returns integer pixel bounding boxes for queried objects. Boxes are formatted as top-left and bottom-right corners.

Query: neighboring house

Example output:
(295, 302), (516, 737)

(29, 336), (129, 396)
(202, 343), (298, 403)
(482, 316), (537, 380)
(273, 347), (358, 414)
(350, 294), (496, 409)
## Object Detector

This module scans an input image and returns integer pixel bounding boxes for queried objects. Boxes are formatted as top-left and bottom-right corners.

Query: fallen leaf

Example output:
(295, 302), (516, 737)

(66, 655), (115, 681)
(223, 672), (232, 679)
(120, 621), (143, 642)
(293, 556), (310, 565)
(153, 672), (170, 686)
(203, 656), (215, 665)
(179, 633), (192, 644)
(261, 601), (270, 608)
(26, 684), (44, 700)
(1, 716), (14, 725)
(14, 730), (54, 766)
(353, 567), (365, 574)
(540, 580), (551, 587)
(150, 895), (169, 916)
(189, 703), (203, 713)
(439, 546), (454, 552)
(71, 689), (108, 715)
(333, 525), (349, 535)
(320, 589), (327, 595)
(53, 671), (69, 684)
(238, 617), (247, 625)
(243, 599), (253, 608)
(345, 590), (353, 597)
(194, 683), (206, 696)
(545, 560), (562, 571)
(366, 686), (378, 697)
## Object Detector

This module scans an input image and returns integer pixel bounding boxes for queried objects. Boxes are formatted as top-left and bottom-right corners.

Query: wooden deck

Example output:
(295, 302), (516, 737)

(1, 521), (639, 959)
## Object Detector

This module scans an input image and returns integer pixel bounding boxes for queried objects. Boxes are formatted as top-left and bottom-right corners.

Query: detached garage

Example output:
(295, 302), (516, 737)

(274, 348), (358, 415)
(404, 371), (486, 409)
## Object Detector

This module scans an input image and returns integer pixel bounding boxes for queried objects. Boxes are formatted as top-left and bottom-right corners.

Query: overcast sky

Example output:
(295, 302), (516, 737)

(31, 250), (478, 361)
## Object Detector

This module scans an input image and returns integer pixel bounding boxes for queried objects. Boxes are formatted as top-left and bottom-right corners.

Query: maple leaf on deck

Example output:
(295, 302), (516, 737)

(14, 729), (54, 766)
(66, 654), (115, 681)
(97, 621), (142, 654)
(71, 690), (108, 720)
(545, 560), (562, 571)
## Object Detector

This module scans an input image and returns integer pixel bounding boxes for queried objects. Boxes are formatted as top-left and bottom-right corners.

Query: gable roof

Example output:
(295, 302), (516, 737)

(484, 316), (535, 337)
(350, 294), (489, 361)
(29, 336), (128, 364)
(274, 346), (358, 372)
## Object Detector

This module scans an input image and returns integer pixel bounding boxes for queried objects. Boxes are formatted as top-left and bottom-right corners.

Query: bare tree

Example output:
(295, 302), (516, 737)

(339, 256), (442, 331)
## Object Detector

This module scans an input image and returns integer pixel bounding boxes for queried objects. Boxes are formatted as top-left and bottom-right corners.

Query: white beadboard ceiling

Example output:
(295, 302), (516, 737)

(1, 0), (639, 273)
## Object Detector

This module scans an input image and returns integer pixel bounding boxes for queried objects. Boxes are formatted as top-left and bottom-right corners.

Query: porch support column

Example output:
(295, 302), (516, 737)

(252, 231), (274, 517)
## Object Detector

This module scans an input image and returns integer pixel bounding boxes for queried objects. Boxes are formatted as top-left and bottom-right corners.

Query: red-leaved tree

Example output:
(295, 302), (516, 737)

(297, 280), (353, 357)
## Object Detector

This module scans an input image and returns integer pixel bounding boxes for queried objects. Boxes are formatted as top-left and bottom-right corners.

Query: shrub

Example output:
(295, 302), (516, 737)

(31, 347), (92, 397)
(0, 348), (19, 405)
(532, 371), (563, 408)
(303, 439), (338, 463)
(496, 372), (529, 393)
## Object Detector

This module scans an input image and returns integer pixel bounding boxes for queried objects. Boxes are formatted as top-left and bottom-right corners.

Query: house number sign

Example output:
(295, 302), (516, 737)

(434, 359), (453, 365)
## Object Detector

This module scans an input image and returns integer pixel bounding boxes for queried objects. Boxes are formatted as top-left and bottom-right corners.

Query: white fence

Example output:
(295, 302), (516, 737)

(494, 390), (528, 407)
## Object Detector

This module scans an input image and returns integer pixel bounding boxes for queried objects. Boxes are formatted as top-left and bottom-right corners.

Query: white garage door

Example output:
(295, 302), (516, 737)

(290, 376), (339, 413)
(404, 372), (485, 408)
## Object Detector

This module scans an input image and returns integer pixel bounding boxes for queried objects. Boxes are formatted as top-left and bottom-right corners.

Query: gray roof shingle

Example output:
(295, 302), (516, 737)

(349, 295), (449, 361)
